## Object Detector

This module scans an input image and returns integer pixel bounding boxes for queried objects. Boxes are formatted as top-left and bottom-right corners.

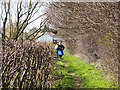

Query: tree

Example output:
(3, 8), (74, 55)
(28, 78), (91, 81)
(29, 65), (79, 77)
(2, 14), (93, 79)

(0, 1), (10, 56)
(0, 0), (47, 41)
(46, 2), (118, 82)
(0, 0), (50, 88)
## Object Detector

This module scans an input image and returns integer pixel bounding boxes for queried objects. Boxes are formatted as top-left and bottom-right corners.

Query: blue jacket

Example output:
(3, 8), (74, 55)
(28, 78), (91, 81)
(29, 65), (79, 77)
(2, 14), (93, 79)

(58, 49), (64, 55)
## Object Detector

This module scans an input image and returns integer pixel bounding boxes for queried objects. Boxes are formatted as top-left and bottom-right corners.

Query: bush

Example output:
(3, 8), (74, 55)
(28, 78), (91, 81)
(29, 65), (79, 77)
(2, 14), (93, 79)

(1, 40), (57, 88)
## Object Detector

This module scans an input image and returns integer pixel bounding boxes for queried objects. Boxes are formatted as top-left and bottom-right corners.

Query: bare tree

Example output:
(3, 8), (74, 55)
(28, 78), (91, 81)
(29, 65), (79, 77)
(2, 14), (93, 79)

(0, 1), (49, 88)
(0, 0), (48, 41)
(0, 1), (10, 56)
(46, 2), (118, 82)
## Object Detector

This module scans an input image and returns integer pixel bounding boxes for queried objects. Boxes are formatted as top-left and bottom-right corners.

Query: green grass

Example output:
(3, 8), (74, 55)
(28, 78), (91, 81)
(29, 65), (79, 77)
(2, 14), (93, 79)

(51, 49), (117, 88)
(62, 50), (117, 88)
(51, 58), (74, 89)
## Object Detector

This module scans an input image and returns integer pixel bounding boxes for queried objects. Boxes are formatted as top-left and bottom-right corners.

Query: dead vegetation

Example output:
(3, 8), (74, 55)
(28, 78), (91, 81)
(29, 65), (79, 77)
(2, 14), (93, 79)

(1, 40), (56, 88)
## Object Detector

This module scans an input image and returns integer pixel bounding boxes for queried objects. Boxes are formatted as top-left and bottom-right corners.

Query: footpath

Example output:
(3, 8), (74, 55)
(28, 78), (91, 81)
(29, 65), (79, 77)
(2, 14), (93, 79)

(51, 50), (117, 88)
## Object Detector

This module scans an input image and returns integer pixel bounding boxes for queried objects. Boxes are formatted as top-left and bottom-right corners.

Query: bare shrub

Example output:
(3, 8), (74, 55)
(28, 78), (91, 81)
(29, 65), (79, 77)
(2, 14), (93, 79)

(1, 40), (56, 88)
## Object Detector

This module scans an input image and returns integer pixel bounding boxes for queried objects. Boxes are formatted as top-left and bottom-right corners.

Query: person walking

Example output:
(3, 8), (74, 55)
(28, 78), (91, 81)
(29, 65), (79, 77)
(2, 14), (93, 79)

(57, 42), (65, 59)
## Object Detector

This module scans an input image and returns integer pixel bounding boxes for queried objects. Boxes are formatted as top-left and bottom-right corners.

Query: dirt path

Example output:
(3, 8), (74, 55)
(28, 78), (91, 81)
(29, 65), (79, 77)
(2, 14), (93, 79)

(65, 63), (82, 88)
(70, 73), (82, 88)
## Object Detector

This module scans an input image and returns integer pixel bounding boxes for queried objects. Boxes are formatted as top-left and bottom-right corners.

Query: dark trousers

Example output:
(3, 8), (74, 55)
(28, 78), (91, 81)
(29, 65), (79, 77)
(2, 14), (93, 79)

(59, 55), (62, 59)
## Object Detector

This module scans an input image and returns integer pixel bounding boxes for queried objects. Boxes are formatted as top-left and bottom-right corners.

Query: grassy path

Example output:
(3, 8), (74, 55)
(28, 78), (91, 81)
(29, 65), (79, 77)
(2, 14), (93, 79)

(65, 63), (82, 88)
(69, 73), (82, 88)
(51, 50), (117, 88)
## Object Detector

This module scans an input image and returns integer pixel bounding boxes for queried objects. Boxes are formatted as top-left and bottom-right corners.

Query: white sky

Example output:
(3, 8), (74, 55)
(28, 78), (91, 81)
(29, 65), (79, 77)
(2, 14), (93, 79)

(25, 5), (47, 31)
(0, 0), (49, 32)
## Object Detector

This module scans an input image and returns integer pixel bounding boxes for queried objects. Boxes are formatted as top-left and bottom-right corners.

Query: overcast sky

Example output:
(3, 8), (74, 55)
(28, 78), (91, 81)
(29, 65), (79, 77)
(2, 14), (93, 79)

(0, 0), (49, 32)
(25, 5), (47, 31)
